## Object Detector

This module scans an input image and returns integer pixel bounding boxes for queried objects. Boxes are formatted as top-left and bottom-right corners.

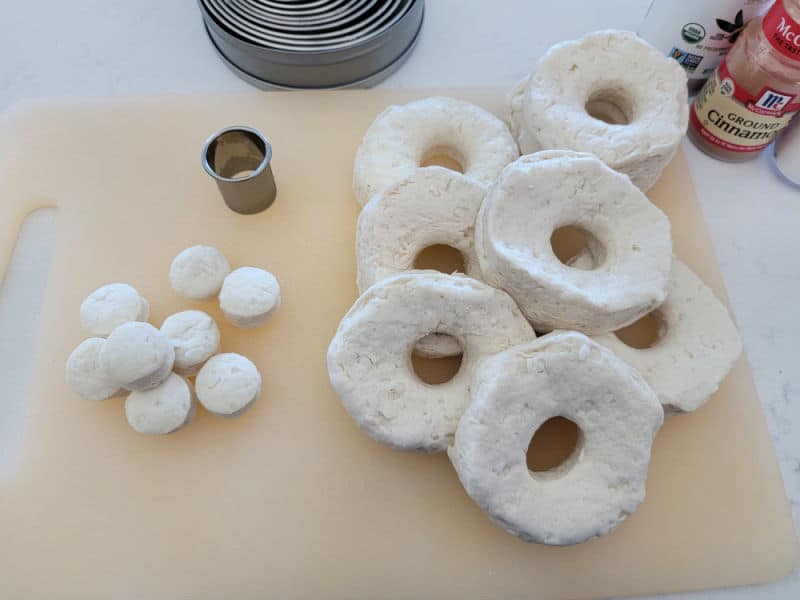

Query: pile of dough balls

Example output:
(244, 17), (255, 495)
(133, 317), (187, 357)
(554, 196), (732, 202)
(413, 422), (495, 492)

(66, 244), (278, 435)
(329, 30), (742, 545)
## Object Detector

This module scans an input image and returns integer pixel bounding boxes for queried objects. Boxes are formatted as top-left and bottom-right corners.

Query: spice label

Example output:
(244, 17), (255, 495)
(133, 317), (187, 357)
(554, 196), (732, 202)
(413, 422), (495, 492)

(691, 60), (800, 152)
(763, 0), (800, 61)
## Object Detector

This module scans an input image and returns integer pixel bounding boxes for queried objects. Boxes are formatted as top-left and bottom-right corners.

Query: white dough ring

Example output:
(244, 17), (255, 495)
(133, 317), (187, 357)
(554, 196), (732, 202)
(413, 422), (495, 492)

(449, 332), (663, 545)
(593, 258), (742, 414)
(476, 151), (672, 334)
(357, 166), (487, 358)
(327, 272), (536, 452)
(353, 96), (519, 207)
(510, 30), (688, 192)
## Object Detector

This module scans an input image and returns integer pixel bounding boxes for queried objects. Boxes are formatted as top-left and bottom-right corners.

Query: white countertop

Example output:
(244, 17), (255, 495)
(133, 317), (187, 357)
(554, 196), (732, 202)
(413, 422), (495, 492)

(0, 1), (798, 598)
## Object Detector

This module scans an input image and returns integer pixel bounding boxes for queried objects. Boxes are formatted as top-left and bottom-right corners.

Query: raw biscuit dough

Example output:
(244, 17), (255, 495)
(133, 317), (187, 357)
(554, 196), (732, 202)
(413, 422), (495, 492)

(356, 166), (487, 357)
(99, 322), (175, 392)
(169, 245), (231, 300)
(195, 353), (262, 416)
(219, 267), (281, 329)
(327, 272), (536, 452)
(510, 30), (688, 191)
(65, 337), (123, 401)
(475, 151), (672, 334)
(79, 283), (149, 336)
(353, 96), (519, 206)
(125, 373), (197, 434)
(593, 258), (743, 413)
(449, 331), (663, 545)
(161, 310), (221, 376)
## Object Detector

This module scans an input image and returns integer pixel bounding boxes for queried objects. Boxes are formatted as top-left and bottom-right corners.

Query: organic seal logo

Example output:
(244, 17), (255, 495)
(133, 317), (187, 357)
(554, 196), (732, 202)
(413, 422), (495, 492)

(682, 23), (706, 44)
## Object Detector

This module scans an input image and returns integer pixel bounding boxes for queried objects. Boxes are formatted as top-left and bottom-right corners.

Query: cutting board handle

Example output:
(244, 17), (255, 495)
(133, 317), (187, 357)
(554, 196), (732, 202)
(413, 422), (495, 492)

(0, 196), (56, 285)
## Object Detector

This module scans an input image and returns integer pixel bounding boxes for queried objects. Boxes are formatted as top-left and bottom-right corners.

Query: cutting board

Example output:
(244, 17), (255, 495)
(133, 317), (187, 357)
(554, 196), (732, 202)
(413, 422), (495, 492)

(0, 89), (795, 600)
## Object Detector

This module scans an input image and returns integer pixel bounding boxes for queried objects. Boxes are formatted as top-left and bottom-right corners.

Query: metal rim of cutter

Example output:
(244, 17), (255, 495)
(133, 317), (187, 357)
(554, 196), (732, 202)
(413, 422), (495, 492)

(201, 125), (273, 183)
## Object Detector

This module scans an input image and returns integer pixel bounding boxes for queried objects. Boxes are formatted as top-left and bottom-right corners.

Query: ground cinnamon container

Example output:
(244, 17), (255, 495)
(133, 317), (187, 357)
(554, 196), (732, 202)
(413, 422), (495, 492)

(688, 0), (800, 161)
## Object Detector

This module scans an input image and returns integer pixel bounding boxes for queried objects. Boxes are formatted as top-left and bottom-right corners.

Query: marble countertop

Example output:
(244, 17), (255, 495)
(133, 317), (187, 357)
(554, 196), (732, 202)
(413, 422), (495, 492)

(0, 1), (797, 598)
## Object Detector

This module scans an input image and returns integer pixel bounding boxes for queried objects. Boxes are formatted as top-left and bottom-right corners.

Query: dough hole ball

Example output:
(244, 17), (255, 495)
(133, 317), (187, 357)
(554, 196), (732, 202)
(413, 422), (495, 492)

(413, 244), (467, 274)
(79, 283), (150, 336)
(125, 373), (197, 435)
(196, 353), (261, 417)
(66, 337), (123, 401)
(585, 88), (634, 125)
(549, 225), (606, 270)
(419, 148), (465, 173)
(99, 322), (175, 392)
(410, 342), (464, 385)
(526, 416), (583, 473)
(169, 245), (231, 300)
(614, 310), (667, 350)
(219, 266), (281, 329)
(160, 310), (221, 376)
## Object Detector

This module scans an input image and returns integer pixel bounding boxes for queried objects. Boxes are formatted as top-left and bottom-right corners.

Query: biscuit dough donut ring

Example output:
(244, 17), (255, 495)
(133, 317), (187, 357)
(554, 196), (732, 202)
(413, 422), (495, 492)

(510, 30), (688, 192)
(593, 259), (742, 414)
(327, 272), (536, 452)
(449, 332), (663, 545)
(357, 166), (487, 358)
(476, 151), (672, 334)
(353, 96), (519, 207)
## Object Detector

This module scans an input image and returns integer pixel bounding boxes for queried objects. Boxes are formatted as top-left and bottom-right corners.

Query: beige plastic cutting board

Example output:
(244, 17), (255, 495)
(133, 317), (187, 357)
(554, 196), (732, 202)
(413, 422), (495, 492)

(0, 89), (796, 600)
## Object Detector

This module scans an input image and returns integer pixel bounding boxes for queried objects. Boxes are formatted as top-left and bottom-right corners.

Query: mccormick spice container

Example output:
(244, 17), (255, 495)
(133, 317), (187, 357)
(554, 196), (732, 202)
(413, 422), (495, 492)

(638, 0), (772, 93)
(688, 0), (800, 161)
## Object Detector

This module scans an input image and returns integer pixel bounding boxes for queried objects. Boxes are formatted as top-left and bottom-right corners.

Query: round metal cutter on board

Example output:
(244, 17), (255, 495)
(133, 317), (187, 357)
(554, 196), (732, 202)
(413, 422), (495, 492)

(198, 0), (425, 89)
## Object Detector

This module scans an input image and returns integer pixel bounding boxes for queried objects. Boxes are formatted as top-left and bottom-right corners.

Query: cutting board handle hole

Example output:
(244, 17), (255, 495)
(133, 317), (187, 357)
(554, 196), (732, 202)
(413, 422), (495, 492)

(614, 311), (667, 349)
(527, 416), (582, 473)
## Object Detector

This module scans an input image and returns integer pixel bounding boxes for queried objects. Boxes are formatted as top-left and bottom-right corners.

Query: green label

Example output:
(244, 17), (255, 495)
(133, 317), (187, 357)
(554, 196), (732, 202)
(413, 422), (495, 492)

(682, 22), (706, 43)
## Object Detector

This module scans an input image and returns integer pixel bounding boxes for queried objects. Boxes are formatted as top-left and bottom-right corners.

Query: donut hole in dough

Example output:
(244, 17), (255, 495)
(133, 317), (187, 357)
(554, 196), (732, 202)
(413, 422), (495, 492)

(585, 87), (635, 125)
(614, 310), (668, 349)
(412, 245), (469, 360)
(549, 225), (607, 270)
(411, 335), (464, 385)
(413, 244), (467, 274)
(419, 146), (465, 173)
(526, 416), (583, 474)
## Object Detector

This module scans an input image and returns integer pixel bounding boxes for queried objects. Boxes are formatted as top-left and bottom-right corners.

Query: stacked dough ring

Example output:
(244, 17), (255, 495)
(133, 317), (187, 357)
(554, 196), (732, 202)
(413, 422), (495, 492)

(66, 244), (276, 434)
(353, 96), (519, 207)
(331, 29), (743, 546)
(510, 30), (689, 192)
(476, 150), (672, 333)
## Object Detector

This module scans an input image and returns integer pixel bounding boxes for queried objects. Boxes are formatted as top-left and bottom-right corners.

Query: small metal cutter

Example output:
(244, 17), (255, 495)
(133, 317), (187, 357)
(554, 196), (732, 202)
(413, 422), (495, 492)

(202, 126), (277, 214)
